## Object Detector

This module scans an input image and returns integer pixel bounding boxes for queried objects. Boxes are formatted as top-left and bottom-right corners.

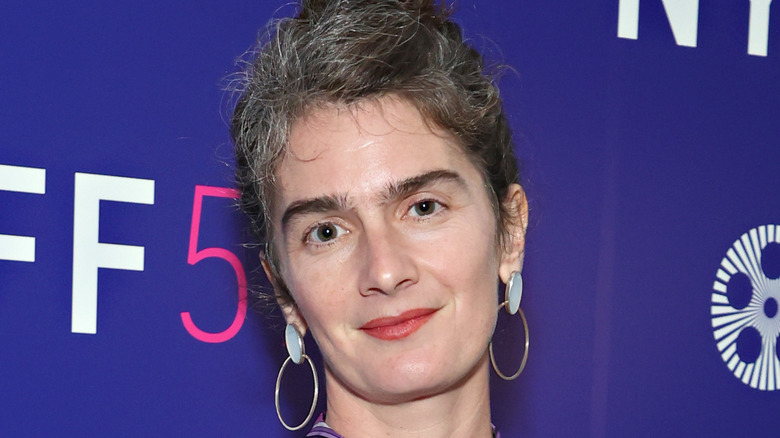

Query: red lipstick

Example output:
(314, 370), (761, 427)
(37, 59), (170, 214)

(360, 308), (438, 340)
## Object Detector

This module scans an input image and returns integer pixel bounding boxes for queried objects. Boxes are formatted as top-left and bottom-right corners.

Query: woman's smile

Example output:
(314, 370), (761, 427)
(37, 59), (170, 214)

(359, 307), (440, 340)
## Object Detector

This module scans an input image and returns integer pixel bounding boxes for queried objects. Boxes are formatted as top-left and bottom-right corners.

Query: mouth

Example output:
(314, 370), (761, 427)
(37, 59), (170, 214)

(359, 308), (438, 341)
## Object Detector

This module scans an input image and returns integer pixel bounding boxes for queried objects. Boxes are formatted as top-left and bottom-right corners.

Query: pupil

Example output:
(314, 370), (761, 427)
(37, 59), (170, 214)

(418, 201), (430, 213)
(318, 225), (333, 240)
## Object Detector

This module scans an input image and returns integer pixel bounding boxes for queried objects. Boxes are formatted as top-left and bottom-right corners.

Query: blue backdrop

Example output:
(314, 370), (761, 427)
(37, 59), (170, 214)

(2, 1), (778, 436)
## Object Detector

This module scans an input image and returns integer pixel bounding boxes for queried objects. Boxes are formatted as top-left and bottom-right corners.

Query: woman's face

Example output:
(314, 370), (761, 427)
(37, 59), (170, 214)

(269, 97), (522, 404)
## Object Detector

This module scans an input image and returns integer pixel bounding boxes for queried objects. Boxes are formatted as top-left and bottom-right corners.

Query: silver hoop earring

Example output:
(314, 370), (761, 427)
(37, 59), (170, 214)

(274, 324), (319, 431)
(490, 271), (529, 380)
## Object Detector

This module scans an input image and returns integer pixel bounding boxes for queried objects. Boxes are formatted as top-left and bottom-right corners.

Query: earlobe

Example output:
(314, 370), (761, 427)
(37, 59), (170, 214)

(498, 183), (529, 284)
(261, 251), (308, 336)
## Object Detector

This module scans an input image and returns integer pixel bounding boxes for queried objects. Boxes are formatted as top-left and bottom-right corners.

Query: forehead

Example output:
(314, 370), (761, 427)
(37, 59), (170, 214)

(286, 97), (454, 162)
(272, 97), (480, 214)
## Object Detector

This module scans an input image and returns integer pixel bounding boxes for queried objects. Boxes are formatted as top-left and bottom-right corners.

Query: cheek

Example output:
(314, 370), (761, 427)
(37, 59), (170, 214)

(428, 213), (498, 278)
(455, 221), (499, 303)
(290, 276), (343, 324)
(422, 216), (500, 314)
(285, 264), (355, 347)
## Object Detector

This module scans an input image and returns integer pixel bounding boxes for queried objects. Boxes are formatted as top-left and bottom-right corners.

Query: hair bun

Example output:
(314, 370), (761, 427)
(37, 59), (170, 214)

(297, 0), (449, 24)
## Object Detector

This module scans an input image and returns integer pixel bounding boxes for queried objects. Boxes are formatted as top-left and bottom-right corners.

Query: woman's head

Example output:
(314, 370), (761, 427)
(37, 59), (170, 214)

(270, 96), (528, 403)
(232, 0), (523, 306)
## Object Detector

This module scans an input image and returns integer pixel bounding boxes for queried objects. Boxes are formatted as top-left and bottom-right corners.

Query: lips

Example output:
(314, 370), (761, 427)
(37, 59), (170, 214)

(360, 308), (438, 340)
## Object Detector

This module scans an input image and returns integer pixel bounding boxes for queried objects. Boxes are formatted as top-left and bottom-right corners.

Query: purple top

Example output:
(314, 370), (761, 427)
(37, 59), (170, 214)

(306, 413), (500, 438)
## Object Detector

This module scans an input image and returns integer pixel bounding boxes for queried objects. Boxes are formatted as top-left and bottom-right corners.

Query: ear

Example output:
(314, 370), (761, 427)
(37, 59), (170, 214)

(498, 183), (529, 284)
(260, 251), (308, 336)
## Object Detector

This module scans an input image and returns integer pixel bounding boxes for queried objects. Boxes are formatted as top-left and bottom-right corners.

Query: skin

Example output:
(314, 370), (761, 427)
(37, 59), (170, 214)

(264, 96), (528, 438)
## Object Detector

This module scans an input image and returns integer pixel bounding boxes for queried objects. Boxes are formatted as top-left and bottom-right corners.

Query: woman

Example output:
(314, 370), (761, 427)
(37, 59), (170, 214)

(231, 0), (529, 436)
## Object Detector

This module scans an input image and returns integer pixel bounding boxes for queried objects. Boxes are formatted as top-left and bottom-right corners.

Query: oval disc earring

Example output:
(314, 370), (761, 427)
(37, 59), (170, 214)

(505, 269), (523, 315)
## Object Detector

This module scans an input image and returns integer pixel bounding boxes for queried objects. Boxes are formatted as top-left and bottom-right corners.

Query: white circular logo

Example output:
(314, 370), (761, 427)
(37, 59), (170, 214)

(711, 225), (780, 390)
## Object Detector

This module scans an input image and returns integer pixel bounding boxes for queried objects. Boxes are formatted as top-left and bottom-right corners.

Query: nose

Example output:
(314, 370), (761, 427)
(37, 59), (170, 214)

(358, 225), (418, 296)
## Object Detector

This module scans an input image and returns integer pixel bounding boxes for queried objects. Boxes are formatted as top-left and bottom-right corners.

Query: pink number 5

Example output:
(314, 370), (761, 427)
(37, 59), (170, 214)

(181, 185), (247, 343)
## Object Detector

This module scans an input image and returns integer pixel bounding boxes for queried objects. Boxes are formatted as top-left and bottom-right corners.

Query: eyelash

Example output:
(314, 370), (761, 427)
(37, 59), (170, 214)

(303, 221), (348, 245)
(300, 197), (447, 246)
(405, 197), (446, 219)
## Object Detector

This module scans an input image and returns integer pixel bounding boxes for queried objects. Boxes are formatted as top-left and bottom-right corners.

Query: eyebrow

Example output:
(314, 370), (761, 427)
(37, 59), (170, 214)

(281, 193), (349, 229)
(280, 169), (466, 229)
(381, 169), (465, 203)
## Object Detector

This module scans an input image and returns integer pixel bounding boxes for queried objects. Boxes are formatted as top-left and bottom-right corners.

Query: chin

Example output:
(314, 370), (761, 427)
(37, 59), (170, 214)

(364, 378), (452, 405)
(358, 354), (479, 404)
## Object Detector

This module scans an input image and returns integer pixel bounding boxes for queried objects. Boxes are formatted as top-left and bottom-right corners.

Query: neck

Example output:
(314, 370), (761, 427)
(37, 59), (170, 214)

(324, 352), (493, 438)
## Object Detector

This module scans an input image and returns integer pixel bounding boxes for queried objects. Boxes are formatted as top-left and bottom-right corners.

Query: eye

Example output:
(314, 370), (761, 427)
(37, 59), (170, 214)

(409, 200), (441, 217)
(307, 222), (347, 243)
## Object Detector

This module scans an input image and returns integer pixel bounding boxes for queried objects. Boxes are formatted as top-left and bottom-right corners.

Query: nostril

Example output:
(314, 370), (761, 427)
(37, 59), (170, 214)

(395, 278), (416, 291)
(360, 287), (382, 297)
